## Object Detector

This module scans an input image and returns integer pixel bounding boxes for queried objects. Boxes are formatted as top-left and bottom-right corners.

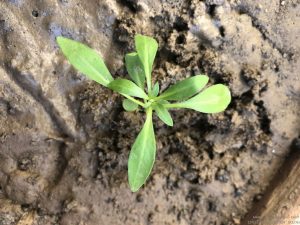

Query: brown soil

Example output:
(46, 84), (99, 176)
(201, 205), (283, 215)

(0, 0), (299, 224)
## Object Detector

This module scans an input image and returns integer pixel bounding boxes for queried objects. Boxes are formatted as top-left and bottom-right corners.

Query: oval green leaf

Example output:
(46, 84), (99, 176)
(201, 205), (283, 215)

(125, 52), (145, 88)
(157, 75), (209, 101)
(153, 103), (173, 126)
(176, 84), (231, 113)
(122, 99), (138, 111)
(128, 109), (156, 192)
(135, 34), (158, 90)
(108, 78), (148, 99)
(149, 82), (160, 98)
(56, 36), (113, 86)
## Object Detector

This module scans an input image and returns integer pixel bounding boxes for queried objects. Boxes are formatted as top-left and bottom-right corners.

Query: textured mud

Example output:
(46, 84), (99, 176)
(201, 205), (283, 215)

(0, 0), (299, 225)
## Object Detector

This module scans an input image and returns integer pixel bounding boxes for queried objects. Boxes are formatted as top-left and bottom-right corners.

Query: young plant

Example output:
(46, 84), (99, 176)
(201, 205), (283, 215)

(57, 34), (231, 192)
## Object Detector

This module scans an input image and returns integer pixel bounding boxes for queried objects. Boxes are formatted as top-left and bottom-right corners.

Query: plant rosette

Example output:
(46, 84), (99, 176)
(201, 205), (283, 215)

(57, 34), (231, 192)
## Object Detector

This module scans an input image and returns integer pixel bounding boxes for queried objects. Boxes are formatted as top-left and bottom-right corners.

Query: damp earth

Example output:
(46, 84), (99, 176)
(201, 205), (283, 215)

(0, 0), (299, 224)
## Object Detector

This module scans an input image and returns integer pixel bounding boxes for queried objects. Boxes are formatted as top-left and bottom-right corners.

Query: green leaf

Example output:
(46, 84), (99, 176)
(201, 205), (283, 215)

(158, 99), (171, 105)
(128, 109), (156, 192)
(153, 103), (173, 126)
(174, 84), (231, 113)
(108, 78), (148, 99)
(135, 34), (158, 91)
(125, 52), (146, 88)
(157, 75), (209, 101)
(56, 36), (113, 86)
(149, 82), (160, 97)
(122, 99), (138, 111)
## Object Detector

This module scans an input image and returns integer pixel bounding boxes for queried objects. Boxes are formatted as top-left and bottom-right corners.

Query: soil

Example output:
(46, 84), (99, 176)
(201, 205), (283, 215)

(0, 0), (299, 225)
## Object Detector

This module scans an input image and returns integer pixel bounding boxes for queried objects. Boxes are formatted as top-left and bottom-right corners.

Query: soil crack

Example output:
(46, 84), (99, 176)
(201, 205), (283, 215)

(3, 63), (75, 142)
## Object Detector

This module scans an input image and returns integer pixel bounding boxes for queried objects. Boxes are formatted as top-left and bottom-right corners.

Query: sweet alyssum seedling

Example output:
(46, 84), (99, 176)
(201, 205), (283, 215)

(57, 34), (231, 192)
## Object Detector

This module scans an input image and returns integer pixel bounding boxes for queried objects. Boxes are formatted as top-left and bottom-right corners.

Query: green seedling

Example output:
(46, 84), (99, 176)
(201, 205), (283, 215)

(57, 34), (231, 192)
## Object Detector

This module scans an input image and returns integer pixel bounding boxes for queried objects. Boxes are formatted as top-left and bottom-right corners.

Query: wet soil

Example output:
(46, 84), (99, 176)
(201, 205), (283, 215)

(0, 0), (299, 224)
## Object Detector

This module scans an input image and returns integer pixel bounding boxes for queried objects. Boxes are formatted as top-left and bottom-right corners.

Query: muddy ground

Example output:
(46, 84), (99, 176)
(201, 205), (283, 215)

(0, 0), (299, 224)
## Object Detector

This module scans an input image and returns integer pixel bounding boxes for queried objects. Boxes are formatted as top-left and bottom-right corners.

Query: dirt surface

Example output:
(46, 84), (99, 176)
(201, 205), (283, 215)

(0, 0), (299, 225)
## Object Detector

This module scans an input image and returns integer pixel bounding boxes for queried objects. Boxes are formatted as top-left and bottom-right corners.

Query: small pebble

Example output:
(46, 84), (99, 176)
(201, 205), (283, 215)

(32, 10), (39, 17)
(254, 194), (263, 202)
(234, 188), (243, 197)
(216, 170), (229, 183)
(233, 217), (241, 224)
(136, 194), (143, 202)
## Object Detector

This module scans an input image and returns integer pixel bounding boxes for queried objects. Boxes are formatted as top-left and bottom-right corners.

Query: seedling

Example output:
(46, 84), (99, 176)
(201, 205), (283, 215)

(57, 34), (231, 192)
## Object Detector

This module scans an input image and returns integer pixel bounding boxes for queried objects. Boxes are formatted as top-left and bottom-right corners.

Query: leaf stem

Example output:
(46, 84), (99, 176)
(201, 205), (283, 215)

(146, 74), (152, 94)
(122, 94), (146, 108)
(151, 96), (160, 101)
(163, 103), (183, 109)
(146, 106), (153, 116)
